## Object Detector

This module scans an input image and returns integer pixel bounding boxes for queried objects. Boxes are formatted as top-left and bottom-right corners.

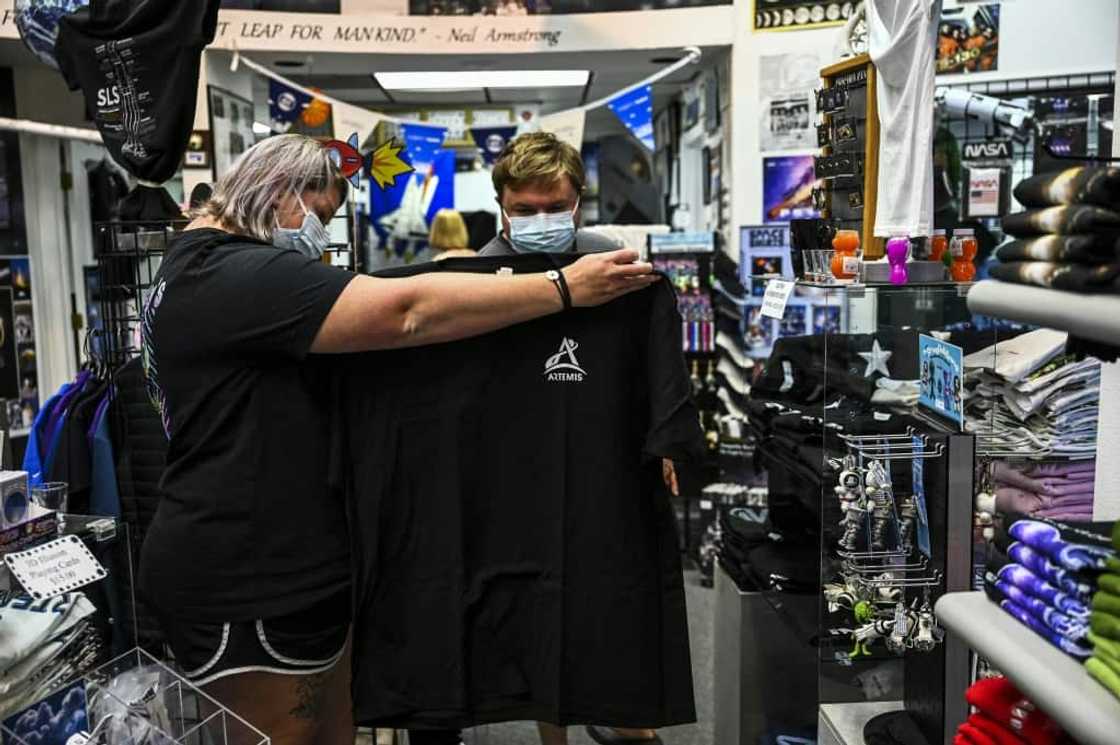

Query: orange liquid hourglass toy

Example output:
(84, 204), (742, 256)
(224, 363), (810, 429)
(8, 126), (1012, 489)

(831, 229), (860, 280)
(950, 228), (977, 282)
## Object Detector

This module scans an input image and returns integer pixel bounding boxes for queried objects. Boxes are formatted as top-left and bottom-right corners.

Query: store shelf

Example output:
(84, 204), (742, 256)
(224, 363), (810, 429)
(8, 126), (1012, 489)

(818, 701), (905, 745)
(967, 280), (1120, 347)
(935, 591), (1120, 745)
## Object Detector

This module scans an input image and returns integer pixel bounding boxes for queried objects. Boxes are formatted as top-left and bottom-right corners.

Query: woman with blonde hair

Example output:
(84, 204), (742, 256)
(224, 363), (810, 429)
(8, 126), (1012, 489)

(428, 208), (476, 259)
(139, 133), (656, 745)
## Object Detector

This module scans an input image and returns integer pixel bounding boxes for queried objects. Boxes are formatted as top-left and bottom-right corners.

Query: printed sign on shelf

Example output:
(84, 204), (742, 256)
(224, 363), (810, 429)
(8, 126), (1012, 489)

(4, 535), (108, 600)
(918, 334), (965, 430)
(760, 279), (795, 320)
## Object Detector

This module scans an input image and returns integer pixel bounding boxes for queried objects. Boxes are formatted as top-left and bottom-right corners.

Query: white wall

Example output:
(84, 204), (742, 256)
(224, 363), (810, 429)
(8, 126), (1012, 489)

(729, 0), (1120, 241)
(12, 66), (86, 128)
(1093, 8), (1120, 522)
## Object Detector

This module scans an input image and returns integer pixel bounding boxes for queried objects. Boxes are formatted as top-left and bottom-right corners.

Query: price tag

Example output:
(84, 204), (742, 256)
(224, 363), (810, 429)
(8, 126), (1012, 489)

(842, 256), (860, 275)
(760, 279), (795, 319)
(4, 535), (107, 600)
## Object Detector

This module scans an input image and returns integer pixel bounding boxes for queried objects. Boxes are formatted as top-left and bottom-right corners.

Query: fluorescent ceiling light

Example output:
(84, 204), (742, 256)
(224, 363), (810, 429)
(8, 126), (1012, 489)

(375, 70), (590, 91)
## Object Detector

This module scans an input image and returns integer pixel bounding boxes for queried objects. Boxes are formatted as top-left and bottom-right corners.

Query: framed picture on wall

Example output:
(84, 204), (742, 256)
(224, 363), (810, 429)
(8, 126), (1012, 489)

(208, 86), (257, 180)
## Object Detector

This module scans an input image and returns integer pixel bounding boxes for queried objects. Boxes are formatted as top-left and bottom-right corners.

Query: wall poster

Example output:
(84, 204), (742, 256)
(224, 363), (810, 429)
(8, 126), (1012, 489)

(208, 86), (259, 180)
(937, 3), (999, 75)
(759, 53), (822, 151)
(762, 155), (820, 224)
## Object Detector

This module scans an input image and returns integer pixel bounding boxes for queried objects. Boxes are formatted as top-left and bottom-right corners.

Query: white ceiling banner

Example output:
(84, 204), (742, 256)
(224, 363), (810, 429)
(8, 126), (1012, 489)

(538, 109), (586, 151)
(0, 6), (734, 53)
(331, 99), (389, 145)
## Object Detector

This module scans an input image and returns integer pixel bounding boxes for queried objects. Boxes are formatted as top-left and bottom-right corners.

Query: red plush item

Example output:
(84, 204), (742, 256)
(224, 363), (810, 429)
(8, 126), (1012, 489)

(959, 723), (1000, 745)
(956, 733), (981, 745)
(965, 678), (1065, 745)
(968, 714), (1028, 745)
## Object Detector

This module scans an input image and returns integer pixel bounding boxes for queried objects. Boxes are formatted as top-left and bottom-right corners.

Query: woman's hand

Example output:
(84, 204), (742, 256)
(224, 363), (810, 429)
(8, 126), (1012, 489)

(662, 458), (679, 497)
(562, 249), (658, 307)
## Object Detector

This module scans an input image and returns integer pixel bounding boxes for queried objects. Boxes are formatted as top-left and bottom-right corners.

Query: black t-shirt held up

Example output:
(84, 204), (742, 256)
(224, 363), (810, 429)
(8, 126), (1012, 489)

(335, 254), (702, 729)
(138, 228), (355, 622)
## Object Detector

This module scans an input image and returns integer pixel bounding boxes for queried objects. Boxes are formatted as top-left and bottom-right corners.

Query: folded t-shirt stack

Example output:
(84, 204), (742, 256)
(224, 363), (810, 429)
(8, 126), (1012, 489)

(1087, 520), (1120, 698)
(992, 166), (1120, 293)
(965, 329), (1100, 458)
(984, 513), (1114, 659)
(955, 676), (1068, 745)
(991, 460), (1096, 522)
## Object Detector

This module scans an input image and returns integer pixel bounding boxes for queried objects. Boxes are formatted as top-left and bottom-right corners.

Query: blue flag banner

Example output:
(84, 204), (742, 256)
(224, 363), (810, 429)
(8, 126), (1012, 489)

(400, 123), (448, 173)
(608, 84), (655, 150)
(268, 79), (311, 132)
(469, 125), (518, 165)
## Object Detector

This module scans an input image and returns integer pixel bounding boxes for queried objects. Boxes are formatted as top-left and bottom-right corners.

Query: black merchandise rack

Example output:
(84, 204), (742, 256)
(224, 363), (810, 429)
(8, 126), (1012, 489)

(649, 235), (721, 554)
(92, 222), (178, 370)
(939, 71), (1116, 234)
(91, 219), (358, 368)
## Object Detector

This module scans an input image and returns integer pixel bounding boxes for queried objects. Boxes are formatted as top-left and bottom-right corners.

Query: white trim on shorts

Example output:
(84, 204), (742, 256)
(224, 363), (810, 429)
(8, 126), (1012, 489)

(181, 622), (231, 679)
(255, 620), (345, 667)
(190, 656), (342, 688)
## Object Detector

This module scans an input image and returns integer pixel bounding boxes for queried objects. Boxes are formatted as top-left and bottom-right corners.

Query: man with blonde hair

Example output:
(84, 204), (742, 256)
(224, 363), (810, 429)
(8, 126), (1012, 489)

(479, 131), (619, 258)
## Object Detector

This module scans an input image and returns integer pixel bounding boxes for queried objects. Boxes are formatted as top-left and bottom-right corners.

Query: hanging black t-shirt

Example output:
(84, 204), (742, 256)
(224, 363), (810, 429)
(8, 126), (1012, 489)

(55, 0), (220, 183)
(139, 228), (355, 622)
(335, 254), (701, 730)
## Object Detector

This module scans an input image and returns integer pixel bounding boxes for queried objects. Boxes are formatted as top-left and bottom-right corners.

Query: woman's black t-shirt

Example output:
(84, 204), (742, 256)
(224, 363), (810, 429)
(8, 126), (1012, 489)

(139, 228), (354, 623)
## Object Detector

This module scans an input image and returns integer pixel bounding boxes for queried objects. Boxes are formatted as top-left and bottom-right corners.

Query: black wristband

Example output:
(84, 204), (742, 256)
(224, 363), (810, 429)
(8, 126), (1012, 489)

(546, 269), (572, 310)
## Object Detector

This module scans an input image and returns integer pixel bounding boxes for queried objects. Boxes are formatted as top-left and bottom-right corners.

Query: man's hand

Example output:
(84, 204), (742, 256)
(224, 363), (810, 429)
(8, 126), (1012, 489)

(662, 458), (679, 497)
(562, 249), (657, 308)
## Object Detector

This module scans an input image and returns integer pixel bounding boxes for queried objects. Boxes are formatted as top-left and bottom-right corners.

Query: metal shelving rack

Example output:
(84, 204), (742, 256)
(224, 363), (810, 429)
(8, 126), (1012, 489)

(936, 591), (1120, 745)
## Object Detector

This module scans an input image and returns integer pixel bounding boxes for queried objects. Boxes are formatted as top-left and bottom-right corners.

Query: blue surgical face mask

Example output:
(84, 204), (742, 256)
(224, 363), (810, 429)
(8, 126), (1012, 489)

(273, 193), (330, 259)
(505, 201), (579, 253)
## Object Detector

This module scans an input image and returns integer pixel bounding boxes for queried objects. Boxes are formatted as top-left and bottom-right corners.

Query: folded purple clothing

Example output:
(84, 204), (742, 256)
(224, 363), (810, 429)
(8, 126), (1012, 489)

(992, 462), (1094, 497)
(1035, 507), (1094, 522)
(1026, 461), (1097, 478)
(1032, 479), (1096, 497)
(995, 486), (1044, 514)
(995, 486), (1095, 517)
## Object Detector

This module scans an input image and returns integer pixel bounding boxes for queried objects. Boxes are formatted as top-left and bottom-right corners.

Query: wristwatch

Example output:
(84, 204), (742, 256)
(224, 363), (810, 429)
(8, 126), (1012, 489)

(546, 269), (572, 310)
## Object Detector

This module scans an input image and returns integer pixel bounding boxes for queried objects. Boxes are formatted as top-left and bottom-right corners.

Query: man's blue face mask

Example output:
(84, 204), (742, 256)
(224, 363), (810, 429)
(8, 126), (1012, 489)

(504, 200), (579, 253)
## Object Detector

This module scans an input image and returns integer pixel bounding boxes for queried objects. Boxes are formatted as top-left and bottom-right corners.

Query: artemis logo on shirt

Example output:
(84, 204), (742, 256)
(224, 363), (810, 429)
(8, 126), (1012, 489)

(544, 337), (587, 382)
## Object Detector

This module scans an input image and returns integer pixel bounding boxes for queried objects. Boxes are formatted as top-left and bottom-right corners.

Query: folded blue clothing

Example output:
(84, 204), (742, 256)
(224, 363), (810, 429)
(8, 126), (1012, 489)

(1005, 513), (1115, 573)
(998, 596), (1093, 659)
(984, 575), (1088, 641)
(986, 562), (1090, 619)
(1007, 542), (1095, 600)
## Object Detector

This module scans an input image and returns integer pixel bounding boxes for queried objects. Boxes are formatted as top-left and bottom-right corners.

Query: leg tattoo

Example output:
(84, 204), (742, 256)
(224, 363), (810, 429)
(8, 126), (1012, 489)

(289, 672), (329, 721)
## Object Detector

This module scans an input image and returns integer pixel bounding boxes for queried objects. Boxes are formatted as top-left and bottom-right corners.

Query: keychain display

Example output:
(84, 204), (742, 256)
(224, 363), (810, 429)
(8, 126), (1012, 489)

(655, 258), (714, 353)
(824, 430), (947, 657)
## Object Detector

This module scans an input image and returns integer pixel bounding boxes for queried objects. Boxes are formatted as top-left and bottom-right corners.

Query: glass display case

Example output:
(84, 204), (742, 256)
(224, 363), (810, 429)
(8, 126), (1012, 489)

(715, 277), (1032, 745)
